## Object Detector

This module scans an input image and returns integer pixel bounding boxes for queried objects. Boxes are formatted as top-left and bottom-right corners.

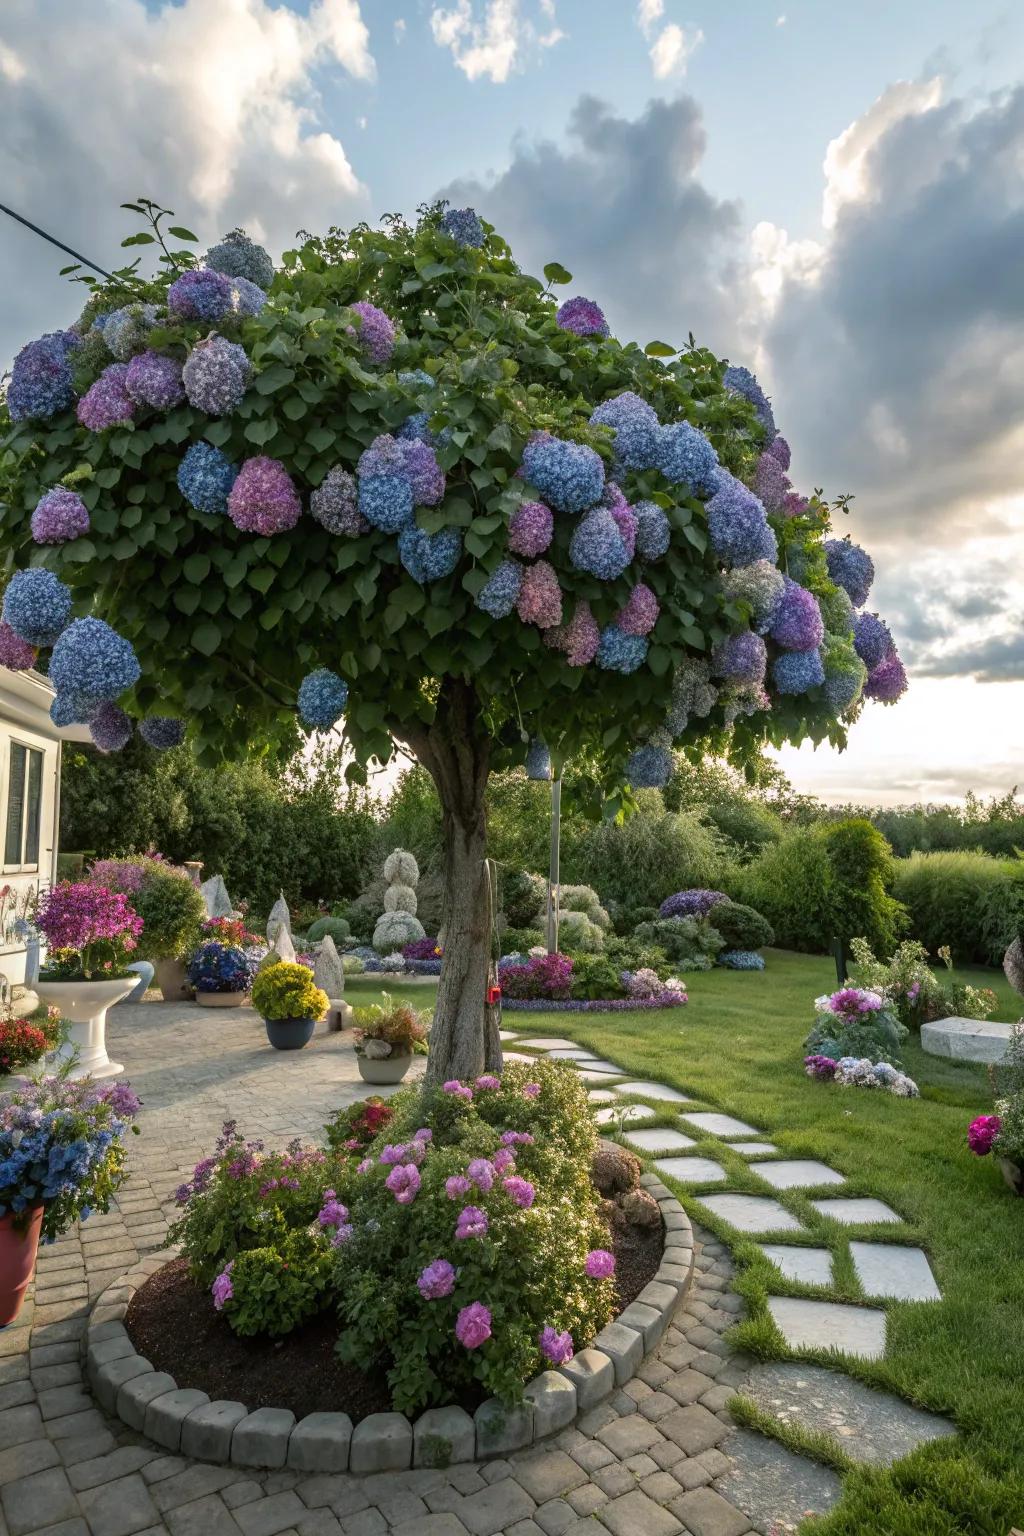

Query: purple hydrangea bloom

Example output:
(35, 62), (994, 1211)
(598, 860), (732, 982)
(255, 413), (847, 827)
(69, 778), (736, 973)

(766, 435), (791, 470)
(7, 331), (79, 421)
(446, 1174), (473, 1199)
(476, 560), (523, 618)
(585, 1249), (615, 1279)
(399, 438), (445, 506)
(204, 230), (274, 288)
(441, 206), (485, 247)
(183, 336), (250, 415)
(656, 421), (719, 494)
(385, 1163), (421, 1204)
(569, 509), (631, 580)
(772, 647), (825, 694)
(713, 630), (767, 685)
(502, 1175), (534, 1208)
(50, 617), (140, 704)
(298, 669), (349, 728)
(348, 300), (395, 363)
(455, 1301), (491, 1348)
(311, 466), (366, 535)
(544, 601), (600, 666)
(721, 560), (786, 633)
(230, 277), (268, 317)
(590, 392), (659, 471)
(211, 1263), (234, 1311)
(723, 364), (776, 435)
(556, 296), (609, 337)
(139, 716), (185, 750)
(853, 611), (894, 669)
(706, 471), (777, 567)
(782, 491), (810, 517)
(753, 451), (790, 513)
(597, 625), (648, 674)
(611, 503), (637, 558)
(627, 743), (673, 788)
(659, 889), (727, 918)
(2, 569), (73, 646)
(167, 268), (234, 323)
(516, 560), (562, 628)
(617, 584), (659, 637)
(508, 500), (553, 556)
(398, 525), (462, 583)
(539, 1326), (574, 1365)
(632, 500), (671, 559)
(418, 1259), (456, 1299)
(824, 538), (874, 607)
(770, 579), (824, 652)
(0, 622), (37, 671)
(228, 456), (302, 534)
(89, 702), (132, 753)
(521, 433), (605, 514)
(864, 650), (908, 704)
(125, 350), (186, 410)
(177, 442), (238, 515)
(103, 303), (158, 362)
(455, 1205), (488, 1239)
(526, 739), (550, 780)
(77, 364), (135, 431)
(31, 488), (89, 544)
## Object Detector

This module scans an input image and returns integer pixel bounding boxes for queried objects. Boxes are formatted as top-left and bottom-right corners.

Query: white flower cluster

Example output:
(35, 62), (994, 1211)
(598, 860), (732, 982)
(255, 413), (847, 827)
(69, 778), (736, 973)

(833, 1056), (919, 1097)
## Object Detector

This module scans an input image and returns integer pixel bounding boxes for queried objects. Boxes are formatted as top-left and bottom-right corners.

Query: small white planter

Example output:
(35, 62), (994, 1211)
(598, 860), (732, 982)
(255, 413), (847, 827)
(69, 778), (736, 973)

(34, 976), (136, 1080)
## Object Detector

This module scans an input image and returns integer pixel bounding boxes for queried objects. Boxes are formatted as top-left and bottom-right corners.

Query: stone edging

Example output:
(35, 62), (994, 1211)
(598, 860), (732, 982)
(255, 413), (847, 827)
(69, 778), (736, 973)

(83, 1171), (693, 1475)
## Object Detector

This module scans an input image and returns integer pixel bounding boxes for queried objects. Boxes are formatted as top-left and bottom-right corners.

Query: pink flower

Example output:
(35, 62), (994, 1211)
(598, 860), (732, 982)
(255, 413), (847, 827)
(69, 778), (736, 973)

(446, 1174), (473, 1200)
(443, 1080), (473, 1102)
(418, 1259), (456, 1299)
(455, 1205), (488, 1239)
(379, 1143), (408, 1165)
(405, 1139), (428, 1165)
(385, 1163), (421, 1205)
(523, 1083), (541, 1099)
(539, 1326), (574, 1365)
(475, 1074), (501, 1091)
(502, 1175), (535, 1209)
(493, 1148), (516, 1174)
(211, 1262), (234, 1311)
(455, 1301), (492, 1349)
(468, 1158), (495, 1192)
(317, 1191), (350, 1230)
(500, 1130), (535, 1147)
(357, 1158), (373, 1175)
(585, 1249), (615, 1279)
(413, 1127), (433, 1142)
(331, 1224), (354, 1246)
(968, 1114), (1001, 1156)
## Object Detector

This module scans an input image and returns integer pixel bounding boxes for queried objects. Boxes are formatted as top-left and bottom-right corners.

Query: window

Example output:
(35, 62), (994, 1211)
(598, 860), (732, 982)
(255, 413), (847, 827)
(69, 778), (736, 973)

(4, 742), (44, 869)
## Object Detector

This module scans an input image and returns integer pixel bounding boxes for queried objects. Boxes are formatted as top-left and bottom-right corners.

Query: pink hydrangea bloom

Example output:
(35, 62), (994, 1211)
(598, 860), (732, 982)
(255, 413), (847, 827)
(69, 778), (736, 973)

(227, 456), (302, 536)
(500, 1130), (535, 1147)
(523, 1083), (541, 1099)
(968, 1114), (1001, 1156)
(443, 1080), (473, 1102)
(418, 1259), (456, 1299)
(455, 1301), (492, 1349)
(508, 501), (553, 557)
(211, 1262), (234, 1311)
(544, 600), (600, 666)
(503, 1176), (535, 1209)
(539, 1326), (574, 1365)
(379, 1143), (408, 1165)
(455, 1205), (488, 1239)
(413, 1127), (433, 1142)
(475, 1074), (501, 1091)
(446, 1174), (473, 1200)
(492, 1148), (516, 1174)
(585, 1249), (615, 1279)
(617, 584), (660, 637)
(516, 560), (563, 629)
(385, 1163), (421, 1204)
(467, 1158), (495, 1192)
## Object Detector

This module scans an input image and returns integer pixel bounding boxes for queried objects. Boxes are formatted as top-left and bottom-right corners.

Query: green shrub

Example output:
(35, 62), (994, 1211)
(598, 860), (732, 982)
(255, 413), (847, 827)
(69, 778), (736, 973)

(217, 1230), (331, 1338)
(250, 963), (328, 1022)
(633, 915), (724, 970)
(605, 936), (671, 976)
(893, 850), (1024, 963)
(572, 795), (724, 910)
(734, 828), (835, 951)
(567, 954), (627, 1000)
(500, 869), (547, 929)
(557, 909), (605, 953)
(501, 926), (544, 955)
(823, 818), (905, 956)
(132, 867), (207, 961)
(710, 900), (774, 952)
(558, 884), (611, 930)
(606, 901), (658, 936)
(307, 915), (351, 944)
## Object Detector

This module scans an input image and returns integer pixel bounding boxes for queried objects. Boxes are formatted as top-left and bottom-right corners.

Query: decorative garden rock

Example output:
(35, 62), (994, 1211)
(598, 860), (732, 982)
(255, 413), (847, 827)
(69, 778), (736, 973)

(201, 874), (234, 919)
(266, 893), (291, 945)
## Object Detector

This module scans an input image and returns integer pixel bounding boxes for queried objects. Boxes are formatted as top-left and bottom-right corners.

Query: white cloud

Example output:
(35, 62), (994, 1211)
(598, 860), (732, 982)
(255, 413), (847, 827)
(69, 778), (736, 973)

(649, 23), (702, 80)
(429, 0), (562, 82)
(636, 0), (664, 37)
(394, 16), (406, 41)
(821, 76), (942, 229)
(776, 13), (786, 25)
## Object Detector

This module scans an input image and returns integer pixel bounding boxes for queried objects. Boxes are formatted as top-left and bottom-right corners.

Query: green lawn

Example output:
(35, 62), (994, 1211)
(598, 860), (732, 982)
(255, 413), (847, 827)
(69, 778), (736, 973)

(348, 955), (1024, 1534)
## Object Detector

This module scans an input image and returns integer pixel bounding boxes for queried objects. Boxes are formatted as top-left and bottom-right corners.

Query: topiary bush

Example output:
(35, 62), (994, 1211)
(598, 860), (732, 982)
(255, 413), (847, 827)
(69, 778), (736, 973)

(307, 915), (351, 944)
(251, 961), (328, 1022)
(734, 827), (837, 953)
(710, 899), (774, 952)
(373, 845), (425, 952)
(822, 817), (905, 956)
(557, 908), (605, 953)
(633, 914), (725, 970)
(500, 869), (547, 930)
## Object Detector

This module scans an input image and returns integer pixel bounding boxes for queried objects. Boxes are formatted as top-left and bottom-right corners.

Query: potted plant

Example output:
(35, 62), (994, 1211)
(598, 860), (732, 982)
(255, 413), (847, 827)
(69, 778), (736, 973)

(132, 867), (208, 1001)
(0, 1076), (141, 1324)
(353, 994), (430, 1084)
(967, 1021), (1024, 1194)
(0, 1007), (63, 1091)
(186, 941), (258, 1007)
(251, 962), (328, 1050)
(33, 882), (144, 1079)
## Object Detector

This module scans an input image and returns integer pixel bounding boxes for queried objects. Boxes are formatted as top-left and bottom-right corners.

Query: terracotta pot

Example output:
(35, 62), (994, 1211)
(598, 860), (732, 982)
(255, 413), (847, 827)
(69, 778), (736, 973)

(265, 1016), (316, 1051)
(195, 991), (248, 1008)
(998, 1156), (1024, 1195)
(0, 1206), (44, 1326)
(357, 1050), (412, 1085)
(34, 976), (135, 1080)
(154, 959), (191, 1003)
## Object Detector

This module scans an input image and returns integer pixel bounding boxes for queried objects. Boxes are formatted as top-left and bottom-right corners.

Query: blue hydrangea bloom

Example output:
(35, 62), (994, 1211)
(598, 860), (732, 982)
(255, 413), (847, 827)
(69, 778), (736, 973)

(720, 950), (766, 970)
(633, 501), (671, 560)
(476, 560), (523, 618)
(713, 630), (767, 685)
(397, 526), (462, 583)
(167, 269), (234, 323)
(441, 207), (485, 247)
(139, 716), (186, 750)
(525, 739), (551, 780)
(50, 617), (141, 704)
(204, 230), (275, 288)
(50, 694), (93, 728)
(626, 743), (673, 788)
(90, 702), (132, 753)
(824, 538), (874, 607)
(569, 509), (631, 580)
(103, 304), (158, 362)
(772, 648), (825, 694)
(655, 421), (719, 494)
(231, 277), (268, 317)
(358, 474), (414, 533)
(706, 472), (777, 567)
(177, 442), (238, 515)
(589, 393), (659, 471)
(298, 669), (349, 729)
(398, 370), (435, 390)
(2, 569), (73, 646)
(722, 364), (776, 435)
(521, 434), (604, 514)
(597, 625), (648, 674)
(7, 331), (79, 422)
(853, 611), (893, 669)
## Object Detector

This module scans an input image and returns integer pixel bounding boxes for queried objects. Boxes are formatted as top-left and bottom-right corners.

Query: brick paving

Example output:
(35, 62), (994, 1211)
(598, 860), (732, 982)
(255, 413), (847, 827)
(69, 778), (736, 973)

(0, 1000), (841, 1536)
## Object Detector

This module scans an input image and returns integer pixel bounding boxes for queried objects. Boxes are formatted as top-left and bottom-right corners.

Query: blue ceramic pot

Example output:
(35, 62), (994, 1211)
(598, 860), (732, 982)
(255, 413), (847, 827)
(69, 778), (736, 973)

(265, 1016), (316, 1051)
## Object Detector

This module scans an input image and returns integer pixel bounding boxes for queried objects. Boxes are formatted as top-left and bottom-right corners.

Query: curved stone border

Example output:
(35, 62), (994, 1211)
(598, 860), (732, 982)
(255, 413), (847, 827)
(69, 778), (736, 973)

(84, 1172), (693, 1474)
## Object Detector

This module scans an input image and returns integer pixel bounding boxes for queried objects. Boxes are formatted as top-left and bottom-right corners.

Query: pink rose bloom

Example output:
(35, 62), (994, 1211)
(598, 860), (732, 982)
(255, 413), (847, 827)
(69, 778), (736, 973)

(585, 1249), (616, 1279)
(385, 1163), (421, 1204)
(539, 1326), (574, 1365)
(503, 1176), (535, 1209)
(968, 1114), (1001, 1156)
(418, 1259), (456, 1299)
(493, 1148), (516, 1174)
(475, 1074), (501, 1091)
(446, 1174), (473, 1200)
(468, 1158), (495, 1192)
(455, 1301), (492, 1349)
(455, 1205), (488, 1239)
(211, 1262), (234, 1311)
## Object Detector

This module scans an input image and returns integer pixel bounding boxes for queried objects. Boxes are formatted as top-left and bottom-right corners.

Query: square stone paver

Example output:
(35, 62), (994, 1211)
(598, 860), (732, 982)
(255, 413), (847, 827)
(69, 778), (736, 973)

(575, 1059), (626, 1074)
(761, 1245), (834, 1286)
(654, 1156), (728, 1184)
(810, 1197), (902, 1226)
(624, 1128), (697, 1153)
(516, 1038), (581, 1050)
(678, 1112), (759, 1138)
(700, 1194), (805, 1233)
(614, 1082), (692, 1103)
(546, 1048), (597, 1060)
(588, 1090), (617, 1105)
(751, 1160), (845, 1190)
(594, 1104), (656, 1126)
(600, 1488), (683, 1536)
(669, 1486), (750, 1536)
(849, 1243), (941, 1301)
(730, 1142), (777, 1156)
(767, 1296), (887, 1359)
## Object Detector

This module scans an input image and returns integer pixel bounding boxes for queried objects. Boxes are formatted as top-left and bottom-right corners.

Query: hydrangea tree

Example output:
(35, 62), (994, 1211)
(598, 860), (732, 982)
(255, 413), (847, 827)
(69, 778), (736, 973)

(0, 200), (905, 1081)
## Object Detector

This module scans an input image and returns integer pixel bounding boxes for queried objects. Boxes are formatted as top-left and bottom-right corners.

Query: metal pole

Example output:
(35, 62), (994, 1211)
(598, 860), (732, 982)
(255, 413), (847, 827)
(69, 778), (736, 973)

(0, 202), (116, 280)
(546, 773), (561, 954)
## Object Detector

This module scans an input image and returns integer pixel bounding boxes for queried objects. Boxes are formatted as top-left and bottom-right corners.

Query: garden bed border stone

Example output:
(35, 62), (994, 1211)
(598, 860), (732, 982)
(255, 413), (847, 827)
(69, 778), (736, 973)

(83, 1174), (693, 1473)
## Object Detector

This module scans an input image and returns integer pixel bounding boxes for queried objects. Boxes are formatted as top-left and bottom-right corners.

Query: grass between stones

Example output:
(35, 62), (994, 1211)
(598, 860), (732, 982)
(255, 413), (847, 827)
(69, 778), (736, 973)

(347, 953), (1024, 1534)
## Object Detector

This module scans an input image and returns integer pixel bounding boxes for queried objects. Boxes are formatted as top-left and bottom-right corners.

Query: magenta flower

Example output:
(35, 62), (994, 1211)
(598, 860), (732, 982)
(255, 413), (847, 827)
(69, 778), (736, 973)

(585, 1249), (615, 1279)
(36, 882), (143, 954)
(523, 1083), (541, 1099)
(455, 1301), (492, 1349)
(385, 1163), (421, 1204)
(443, 1079), (473, 1102)
(503, 1176), (535, 1209)
(539, 1326), (574, 1365)
(211, 1262), (234, 1311)
(475, 1074), (501, 1091)
(968, 1114), (1001, 1156)
(455, 1205), (488, 1239)
(467, 1158), (495, 1192)
(804, 1054), (837, 1081)
(379, 1143), (408, 1165)
(500, 1130), (535, 1147)
(413, 1127), (433, 1143)
(317, 1191), (350, 1230)
(516, 560), (563, 629)
(493, 1148), (516, 1174)
(418, 1259), (456, 1299)
(446, 1174), (473, 1199)
(508, 501), (553, 557)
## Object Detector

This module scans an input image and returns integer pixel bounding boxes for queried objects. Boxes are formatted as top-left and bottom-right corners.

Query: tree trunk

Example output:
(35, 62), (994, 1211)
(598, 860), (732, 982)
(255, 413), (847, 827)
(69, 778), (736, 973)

(395, 679), (500, 1085)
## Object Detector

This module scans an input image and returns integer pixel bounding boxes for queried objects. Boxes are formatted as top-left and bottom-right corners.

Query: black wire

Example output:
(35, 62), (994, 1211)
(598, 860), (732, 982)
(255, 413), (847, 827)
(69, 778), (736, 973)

(0, 201), (115, 280)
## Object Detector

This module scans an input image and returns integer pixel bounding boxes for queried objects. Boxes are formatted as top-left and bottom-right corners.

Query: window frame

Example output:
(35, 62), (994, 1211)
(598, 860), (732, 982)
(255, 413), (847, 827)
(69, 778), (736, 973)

(3, 737), (46, 875)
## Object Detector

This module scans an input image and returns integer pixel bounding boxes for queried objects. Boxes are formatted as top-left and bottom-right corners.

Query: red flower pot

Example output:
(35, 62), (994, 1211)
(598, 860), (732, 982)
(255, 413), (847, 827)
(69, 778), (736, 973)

(0, 1205), (44, 1326)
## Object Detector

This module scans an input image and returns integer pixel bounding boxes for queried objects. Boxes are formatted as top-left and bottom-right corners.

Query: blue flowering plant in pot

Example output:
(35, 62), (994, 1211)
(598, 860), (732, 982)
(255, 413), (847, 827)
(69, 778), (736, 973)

(250, 962), (327, 1050)
(186, 941), (258, 1008)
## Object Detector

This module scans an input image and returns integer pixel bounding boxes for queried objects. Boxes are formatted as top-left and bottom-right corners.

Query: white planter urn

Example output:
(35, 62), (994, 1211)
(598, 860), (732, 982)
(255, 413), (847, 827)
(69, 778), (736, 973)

(34, 976), (136, 1080)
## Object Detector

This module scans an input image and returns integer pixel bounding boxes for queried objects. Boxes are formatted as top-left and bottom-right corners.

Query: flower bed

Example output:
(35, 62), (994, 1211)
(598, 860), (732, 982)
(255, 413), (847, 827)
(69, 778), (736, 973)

(498, 952), (686, 1010)
(502, 994), (684, 1013)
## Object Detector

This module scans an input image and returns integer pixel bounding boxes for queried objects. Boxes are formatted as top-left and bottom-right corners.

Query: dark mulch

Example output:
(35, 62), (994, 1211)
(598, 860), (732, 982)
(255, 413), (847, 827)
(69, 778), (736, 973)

(126, 1217), (665, 1420)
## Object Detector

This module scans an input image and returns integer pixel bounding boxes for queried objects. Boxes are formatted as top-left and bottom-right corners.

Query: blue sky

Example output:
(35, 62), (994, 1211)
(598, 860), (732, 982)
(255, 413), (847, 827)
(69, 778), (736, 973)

(3, 0), (1024, 804)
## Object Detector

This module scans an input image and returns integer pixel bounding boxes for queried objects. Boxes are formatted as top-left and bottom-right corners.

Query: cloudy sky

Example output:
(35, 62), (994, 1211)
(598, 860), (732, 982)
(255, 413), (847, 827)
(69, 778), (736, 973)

(3, 0), (1023, 806)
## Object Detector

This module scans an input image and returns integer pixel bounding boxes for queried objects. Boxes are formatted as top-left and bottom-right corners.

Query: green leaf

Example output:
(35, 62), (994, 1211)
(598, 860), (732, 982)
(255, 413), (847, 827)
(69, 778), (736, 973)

(255, 364), (296, 395)
(644, 340), (678, 358)
(544, 262), (572, 285)
(648, 645), (672, 677)
(248, 567), (276, 595)
(174, 589), (202, 616)
(306, 426), (335, 454)
(121, 232), (155, 246)
(183, 553), (211, 584)
(244, 419), (278, 446)
(418, 261), (453, 280)
(281, 396), (308, 422)
(192, 621), (221, 656)
(62, 539), (96, 564)
(167, 226), (198, 241)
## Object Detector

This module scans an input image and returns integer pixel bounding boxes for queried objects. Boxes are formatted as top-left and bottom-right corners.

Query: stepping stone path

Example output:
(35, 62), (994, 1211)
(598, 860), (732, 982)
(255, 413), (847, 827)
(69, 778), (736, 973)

(594, 1103), (656, 1125)
(623, 1127), (697, 1153)
(811, 1197), (902, 1225)
(767, 1296), (887, 1359)
(679, 1111), (759, 1137)
(731, 1142), (778, 1156)
(499, 1029), (519, 1041)
(614, 1080), (693, 1101)
(714, 1426), (843, 1532)
(742, 1362), (956, 1465)
(751, 1159), (846, 1190)
(850, 1242), (941, 1301)
(516, 1037), (581, 1050)
(654, 1155), (729, 1183)
(700, 1193), (806, 1232)
(545, 1048), (596, 1060)
(761, 1245), (835, 1286)
(587, 1088), (617, 1104)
